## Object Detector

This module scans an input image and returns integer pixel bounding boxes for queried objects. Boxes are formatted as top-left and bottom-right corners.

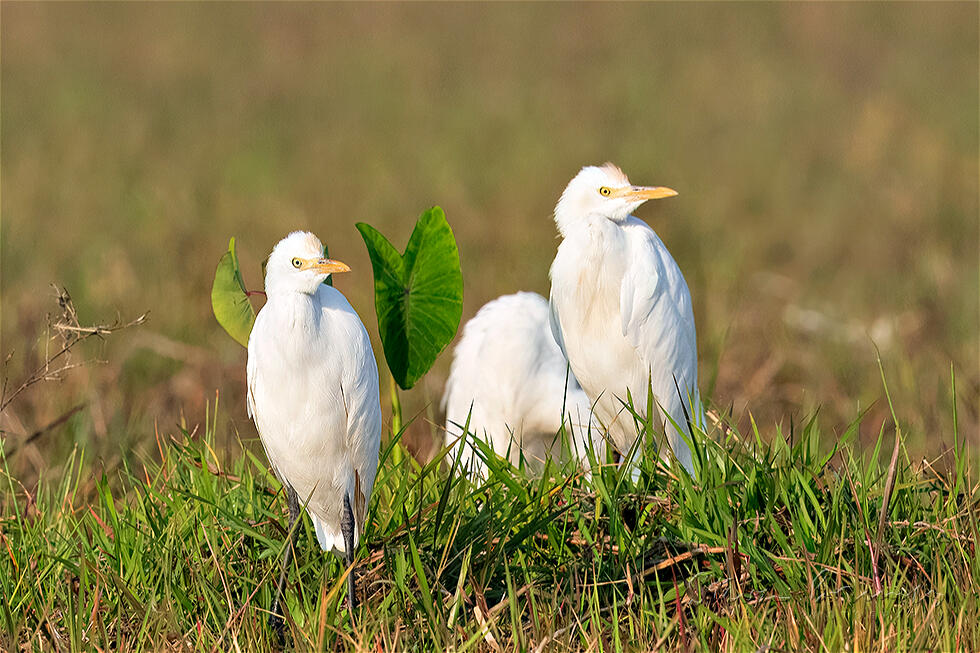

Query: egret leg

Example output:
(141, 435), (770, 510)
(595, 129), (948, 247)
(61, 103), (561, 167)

(269, 485), (301, 638)
(341, 493), (358, 619)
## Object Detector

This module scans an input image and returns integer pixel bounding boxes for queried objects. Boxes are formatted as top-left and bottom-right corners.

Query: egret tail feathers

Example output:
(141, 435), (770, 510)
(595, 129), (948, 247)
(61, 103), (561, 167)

(310, 511), (358, 558)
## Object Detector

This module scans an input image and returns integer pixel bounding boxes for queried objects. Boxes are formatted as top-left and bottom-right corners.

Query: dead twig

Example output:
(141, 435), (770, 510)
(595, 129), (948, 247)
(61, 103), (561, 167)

(641, 543), (733, 578)
(1, 287), (147, 414)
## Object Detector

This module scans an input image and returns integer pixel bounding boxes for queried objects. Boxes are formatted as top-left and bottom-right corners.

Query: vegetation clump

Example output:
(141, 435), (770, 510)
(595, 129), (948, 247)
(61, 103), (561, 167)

(2, 383), (976, 651)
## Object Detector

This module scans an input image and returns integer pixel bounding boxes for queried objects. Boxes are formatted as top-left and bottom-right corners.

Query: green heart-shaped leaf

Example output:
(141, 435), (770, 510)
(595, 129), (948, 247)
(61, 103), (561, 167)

(357, 206), (463, 390)
(211, 237), (256, 347)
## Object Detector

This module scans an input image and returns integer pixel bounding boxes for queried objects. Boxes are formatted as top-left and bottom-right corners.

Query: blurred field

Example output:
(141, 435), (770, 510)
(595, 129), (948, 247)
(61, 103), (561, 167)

(2, 3), (977, 483)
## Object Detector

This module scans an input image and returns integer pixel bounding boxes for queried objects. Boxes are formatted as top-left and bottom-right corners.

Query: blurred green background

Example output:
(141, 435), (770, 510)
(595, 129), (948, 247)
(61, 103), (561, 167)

(2, 3), (977, 480)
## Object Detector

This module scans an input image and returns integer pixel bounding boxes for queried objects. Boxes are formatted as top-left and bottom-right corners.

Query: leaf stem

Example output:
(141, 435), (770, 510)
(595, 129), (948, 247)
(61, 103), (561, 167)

(389, 373), (403, 465)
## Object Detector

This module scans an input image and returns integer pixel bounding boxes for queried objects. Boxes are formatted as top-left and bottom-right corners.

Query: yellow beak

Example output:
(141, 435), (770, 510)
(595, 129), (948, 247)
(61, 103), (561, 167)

(309, 258), (351, 274)
(612, 185), (678, 201)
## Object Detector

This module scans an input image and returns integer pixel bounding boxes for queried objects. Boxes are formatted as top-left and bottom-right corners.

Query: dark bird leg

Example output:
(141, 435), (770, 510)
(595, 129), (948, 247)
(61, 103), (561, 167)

(269, 484), (301, 639)
(341, 492), (358, 621)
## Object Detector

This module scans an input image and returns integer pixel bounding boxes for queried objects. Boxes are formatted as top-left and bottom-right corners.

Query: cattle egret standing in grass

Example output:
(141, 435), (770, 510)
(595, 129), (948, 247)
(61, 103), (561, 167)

(549, 164), (703, 473)
(246, 231), (381, 631)
(443, 292), (599, 476)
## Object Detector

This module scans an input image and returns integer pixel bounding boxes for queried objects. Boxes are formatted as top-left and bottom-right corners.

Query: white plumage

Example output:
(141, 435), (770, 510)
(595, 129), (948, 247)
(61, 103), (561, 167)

(443, 292), (598, 476)
(245, 231), (380, 618)
(549, 164), (703, 472)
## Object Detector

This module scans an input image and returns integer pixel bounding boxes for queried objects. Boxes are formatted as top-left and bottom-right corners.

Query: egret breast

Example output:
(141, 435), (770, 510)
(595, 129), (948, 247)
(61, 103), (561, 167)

(551, 222), (640, 449)
(247, 293), (355, 537)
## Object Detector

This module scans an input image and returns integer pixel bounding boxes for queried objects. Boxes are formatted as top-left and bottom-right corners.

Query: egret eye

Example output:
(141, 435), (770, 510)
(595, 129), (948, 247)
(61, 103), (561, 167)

(292, 258), (303, 269)
(599, 186), (612, 197)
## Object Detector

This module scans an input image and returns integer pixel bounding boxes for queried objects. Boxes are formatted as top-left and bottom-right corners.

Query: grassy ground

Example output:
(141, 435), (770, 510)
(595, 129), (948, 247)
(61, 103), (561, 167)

(1, 3), (978, 651)
(4, 384), (978, 651)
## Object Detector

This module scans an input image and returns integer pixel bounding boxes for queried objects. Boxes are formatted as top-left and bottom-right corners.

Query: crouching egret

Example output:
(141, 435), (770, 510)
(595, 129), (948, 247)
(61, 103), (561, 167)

(246, 231), (381, 630)
(443, 292), (598, 476)
(549, 164), (703, 473)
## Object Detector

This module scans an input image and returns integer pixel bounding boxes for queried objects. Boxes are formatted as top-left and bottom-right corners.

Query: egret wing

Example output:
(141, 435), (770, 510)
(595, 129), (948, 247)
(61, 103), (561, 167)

(245, 312), (262, 420)
(334, 299), (383, 535)
(618, 219), (699, 429)
(548, 289), (569, 359)
(246, 343), (258, 420)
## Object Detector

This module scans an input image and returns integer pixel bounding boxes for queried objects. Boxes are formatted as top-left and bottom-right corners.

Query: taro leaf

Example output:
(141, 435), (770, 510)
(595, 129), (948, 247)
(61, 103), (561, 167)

(357, 206), (463, 390)
(211, 237), (256, 347)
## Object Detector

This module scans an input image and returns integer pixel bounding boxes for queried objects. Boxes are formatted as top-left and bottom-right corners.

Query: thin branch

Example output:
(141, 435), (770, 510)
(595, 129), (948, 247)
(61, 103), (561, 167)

(0, 287), (147, 413)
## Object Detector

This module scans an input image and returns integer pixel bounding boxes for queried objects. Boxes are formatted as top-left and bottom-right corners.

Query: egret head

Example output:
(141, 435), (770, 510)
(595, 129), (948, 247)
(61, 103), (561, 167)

(554, 163), (677, 235)
(264, 231), (351, 295)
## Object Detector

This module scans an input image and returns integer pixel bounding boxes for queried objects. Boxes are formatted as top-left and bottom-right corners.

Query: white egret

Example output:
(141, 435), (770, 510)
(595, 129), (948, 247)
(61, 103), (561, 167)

(443, 292), (598, 476)
(246, 231), (381, 630)
(549, 163), (703, 472)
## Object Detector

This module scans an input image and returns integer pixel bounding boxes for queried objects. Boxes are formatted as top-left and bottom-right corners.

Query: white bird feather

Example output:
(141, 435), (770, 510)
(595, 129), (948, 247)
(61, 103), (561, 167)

(246, 231), (381, 556)
(549, 164), (703, 472)
(443, 292), (599, 476)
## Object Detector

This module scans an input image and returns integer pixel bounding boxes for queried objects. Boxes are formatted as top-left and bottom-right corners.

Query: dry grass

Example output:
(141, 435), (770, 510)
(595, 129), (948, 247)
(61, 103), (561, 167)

(1, 6), (978, 649)
(1, 4), (977, 489)
(3, 391), (978, 651)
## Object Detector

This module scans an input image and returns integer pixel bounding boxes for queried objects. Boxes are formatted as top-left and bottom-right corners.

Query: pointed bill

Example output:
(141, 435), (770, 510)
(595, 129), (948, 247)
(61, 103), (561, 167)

(308, 258), (352, 274)
(611, 186), (678, 201)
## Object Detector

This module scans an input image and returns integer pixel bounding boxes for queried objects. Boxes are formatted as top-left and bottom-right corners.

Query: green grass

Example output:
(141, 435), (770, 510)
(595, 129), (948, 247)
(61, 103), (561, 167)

(4, 374), (978, 651)
(0, 5), (977, 650)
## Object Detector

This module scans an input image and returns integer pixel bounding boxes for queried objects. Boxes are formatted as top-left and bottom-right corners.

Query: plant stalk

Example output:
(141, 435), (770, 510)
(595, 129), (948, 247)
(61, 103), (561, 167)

(389, 373), (403, 465)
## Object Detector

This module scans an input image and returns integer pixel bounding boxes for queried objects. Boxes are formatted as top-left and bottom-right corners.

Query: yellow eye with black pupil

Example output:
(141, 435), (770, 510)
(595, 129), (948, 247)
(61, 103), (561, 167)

(292, 258), (303, 268)
(599, 187), (612, 197)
